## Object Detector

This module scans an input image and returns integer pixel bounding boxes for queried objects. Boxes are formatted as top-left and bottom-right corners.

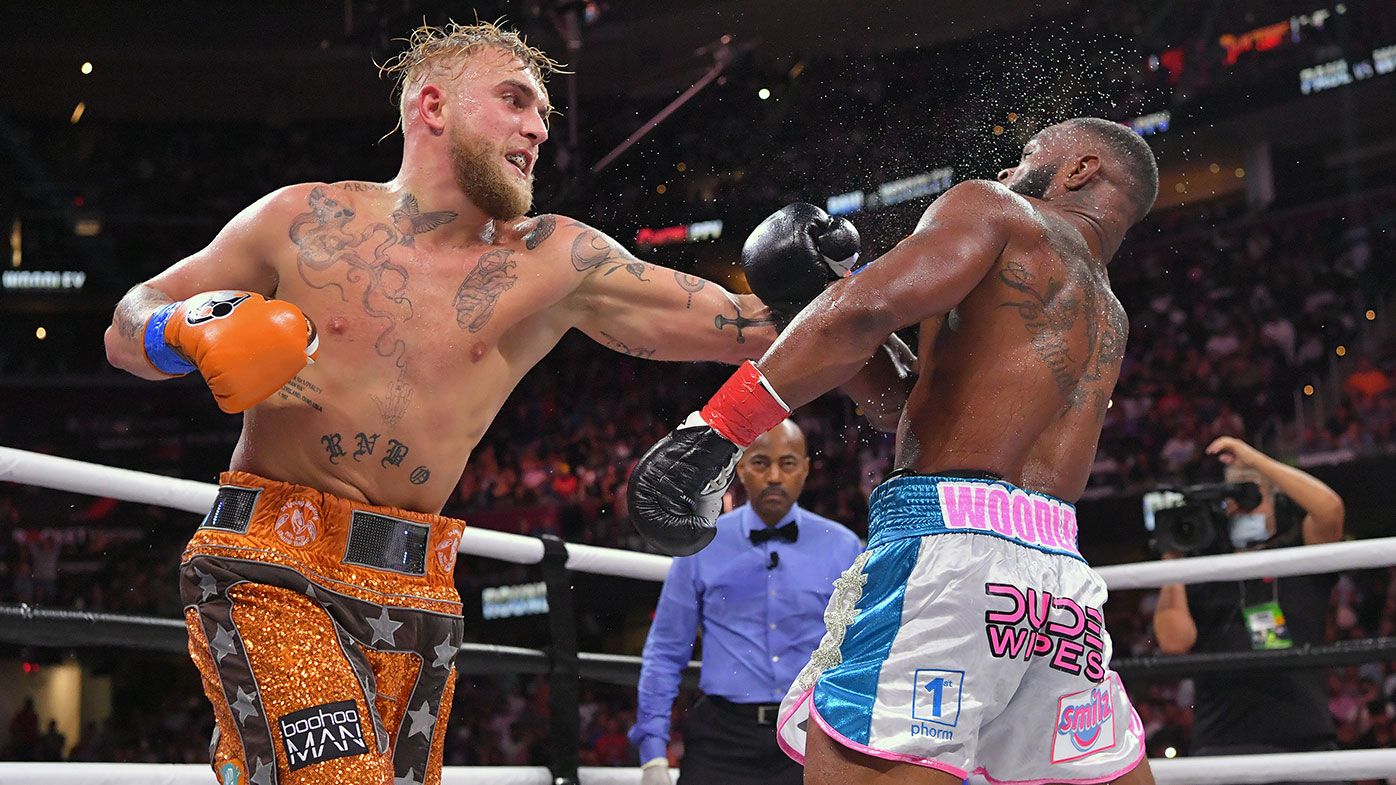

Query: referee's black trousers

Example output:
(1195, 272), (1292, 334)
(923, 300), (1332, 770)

(677, 695), (802, 785)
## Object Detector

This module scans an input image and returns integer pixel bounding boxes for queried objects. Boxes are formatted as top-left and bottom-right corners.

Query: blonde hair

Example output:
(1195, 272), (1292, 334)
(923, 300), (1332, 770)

(380, 20), (566, 123)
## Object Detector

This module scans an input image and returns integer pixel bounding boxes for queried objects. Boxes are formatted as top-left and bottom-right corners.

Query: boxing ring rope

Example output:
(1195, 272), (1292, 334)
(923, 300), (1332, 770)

(0, 447), (669, 581)
(8, 601), (1396, 688)
(7, 749), (1396, 785)
(6, 445), (1396, 589)
(6, 445), (1396, 784)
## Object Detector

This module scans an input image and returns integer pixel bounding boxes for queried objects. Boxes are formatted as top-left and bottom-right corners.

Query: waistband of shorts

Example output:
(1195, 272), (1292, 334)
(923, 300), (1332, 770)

(867, 474), (1083, 560)
(183, 471), (465, 595)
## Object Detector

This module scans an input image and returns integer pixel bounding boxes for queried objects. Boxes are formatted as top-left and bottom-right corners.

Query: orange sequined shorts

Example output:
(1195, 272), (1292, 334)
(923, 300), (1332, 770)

(179, 471), (466, 785)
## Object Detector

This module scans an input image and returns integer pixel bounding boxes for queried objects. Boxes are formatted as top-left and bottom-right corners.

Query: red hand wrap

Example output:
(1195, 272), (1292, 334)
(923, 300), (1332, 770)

(700, 361), (791, 447)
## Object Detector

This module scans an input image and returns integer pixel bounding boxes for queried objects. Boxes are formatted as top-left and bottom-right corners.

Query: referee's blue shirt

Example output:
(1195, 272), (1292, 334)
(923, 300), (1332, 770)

(629, 502), (863, 762)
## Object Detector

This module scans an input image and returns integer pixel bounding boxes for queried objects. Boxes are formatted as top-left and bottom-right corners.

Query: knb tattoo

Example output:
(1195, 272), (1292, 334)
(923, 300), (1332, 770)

(321, 433), (346, 464)
(320, 432), (430, 484)
(353, 432), (380, 461)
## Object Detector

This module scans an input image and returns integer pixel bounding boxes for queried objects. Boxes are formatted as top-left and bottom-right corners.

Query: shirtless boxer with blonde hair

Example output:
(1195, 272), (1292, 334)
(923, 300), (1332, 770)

(103, 21), (862, 785)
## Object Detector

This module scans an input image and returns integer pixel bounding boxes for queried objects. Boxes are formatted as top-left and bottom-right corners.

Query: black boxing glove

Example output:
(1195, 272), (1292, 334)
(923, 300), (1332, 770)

(629, 362), (791, 556)
(741, 203), (860, 326)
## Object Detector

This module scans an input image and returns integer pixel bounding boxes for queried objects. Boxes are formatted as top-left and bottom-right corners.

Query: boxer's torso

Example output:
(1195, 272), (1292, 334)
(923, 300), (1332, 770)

(229, 181), (587, 512)
(896, 199), (1126, 502)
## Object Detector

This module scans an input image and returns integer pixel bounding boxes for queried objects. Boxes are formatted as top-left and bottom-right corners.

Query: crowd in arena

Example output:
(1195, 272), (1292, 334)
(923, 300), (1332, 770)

(4, 0), (1396, 770)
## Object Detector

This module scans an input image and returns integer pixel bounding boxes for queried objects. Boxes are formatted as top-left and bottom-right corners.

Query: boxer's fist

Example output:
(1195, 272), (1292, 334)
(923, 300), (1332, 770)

(628, 413), (741, 556)
(629, 362), (791, 556)
(741, 203), (860, 324)
(145, 291), (319, 413)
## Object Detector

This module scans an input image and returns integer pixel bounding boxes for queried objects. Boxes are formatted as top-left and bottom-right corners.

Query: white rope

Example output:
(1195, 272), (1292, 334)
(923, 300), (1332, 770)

(1094, 537), (1396, 590)
(0, 447), (216, 515)
(0, 446), (669, 581)
(4, 445), (1395, 589)
(6, 749), (1396, 784)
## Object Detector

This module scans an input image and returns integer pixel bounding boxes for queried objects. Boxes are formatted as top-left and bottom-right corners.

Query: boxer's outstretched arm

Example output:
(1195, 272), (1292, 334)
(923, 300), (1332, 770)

(560, 222), (777, 363)
(757, 180), (1017, 408)
(104, 186), (295, 378)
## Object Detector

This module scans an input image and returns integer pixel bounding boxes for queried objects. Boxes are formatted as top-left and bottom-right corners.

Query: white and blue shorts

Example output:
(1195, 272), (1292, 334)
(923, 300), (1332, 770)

(777, 474), (1145, 784)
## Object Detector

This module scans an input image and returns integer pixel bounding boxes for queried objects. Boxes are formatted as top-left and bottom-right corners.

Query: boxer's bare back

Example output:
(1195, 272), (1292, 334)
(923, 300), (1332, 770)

(893, 181), (1128, 501)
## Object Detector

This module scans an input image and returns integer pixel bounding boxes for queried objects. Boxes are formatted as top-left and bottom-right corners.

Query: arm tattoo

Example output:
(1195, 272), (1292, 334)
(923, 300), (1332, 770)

(570, 230), (650, 281)
(998, 261), (1080, 403)
(675, 272), (706, 309)
(454, 249), (519, 332)
(290, 186), (414, 368)
(115, 305), (144, 340)
(114, 287), (173, 340)
(598, 330), (657, 359)
(390, 193), (457, 248)
(523, 215), (557, 250)
(714, 302), (777, 344)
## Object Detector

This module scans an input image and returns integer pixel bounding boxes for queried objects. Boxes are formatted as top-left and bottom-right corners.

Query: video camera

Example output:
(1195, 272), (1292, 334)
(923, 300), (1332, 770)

(1142, 482), (1262, 555)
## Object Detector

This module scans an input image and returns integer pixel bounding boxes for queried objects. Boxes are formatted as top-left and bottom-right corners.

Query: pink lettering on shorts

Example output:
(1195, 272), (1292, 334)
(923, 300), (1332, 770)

(982, 582), (1107, 683)
(936, 481), (1079, 557)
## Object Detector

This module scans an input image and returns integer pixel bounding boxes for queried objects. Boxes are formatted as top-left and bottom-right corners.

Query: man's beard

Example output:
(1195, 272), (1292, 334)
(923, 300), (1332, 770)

(1006, 160), (1059, 200)
(449, 127), (532, 219)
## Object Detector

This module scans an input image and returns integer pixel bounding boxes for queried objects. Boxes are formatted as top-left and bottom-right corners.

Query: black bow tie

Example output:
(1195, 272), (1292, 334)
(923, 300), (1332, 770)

(750, 522), (798, 545)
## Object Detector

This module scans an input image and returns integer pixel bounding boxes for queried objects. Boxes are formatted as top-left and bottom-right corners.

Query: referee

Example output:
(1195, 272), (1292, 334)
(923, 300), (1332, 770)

(629, 419), (863, 785)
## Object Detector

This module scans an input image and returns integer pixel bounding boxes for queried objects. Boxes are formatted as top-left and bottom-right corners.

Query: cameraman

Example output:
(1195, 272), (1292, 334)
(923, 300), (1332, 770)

(1152, 436), (1345, 770)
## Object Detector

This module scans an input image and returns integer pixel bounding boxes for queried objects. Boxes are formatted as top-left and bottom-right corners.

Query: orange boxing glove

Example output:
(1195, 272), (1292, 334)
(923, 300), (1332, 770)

(143, 291), (319, 413)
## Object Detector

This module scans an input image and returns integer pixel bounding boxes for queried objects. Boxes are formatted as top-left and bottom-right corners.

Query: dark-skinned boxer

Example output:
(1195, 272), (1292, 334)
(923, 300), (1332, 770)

(630, 118), (1162, 785)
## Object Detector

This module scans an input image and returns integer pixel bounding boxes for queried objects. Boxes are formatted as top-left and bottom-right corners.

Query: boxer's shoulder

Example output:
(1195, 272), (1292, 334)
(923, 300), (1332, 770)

(494, 213), (562, 249)
(910, 180), (1037, 249)
(533, 215), (651, 280)
(936, 180), (1036, 224)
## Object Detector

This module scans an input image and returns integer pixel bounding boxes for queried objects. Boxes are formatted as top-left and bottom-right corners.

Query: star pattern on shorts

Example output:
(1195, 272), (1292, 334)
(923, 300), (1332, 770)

(432, 636), (457, 669)
(230, 687), (260, 724)
(406, 701), (437, 739)
(394, 768), (422, 785)
(210, 624), (238, 663)
(194, 567), (219, 602)
(249, 757), (273, 785)
(367, 606), (403, 647)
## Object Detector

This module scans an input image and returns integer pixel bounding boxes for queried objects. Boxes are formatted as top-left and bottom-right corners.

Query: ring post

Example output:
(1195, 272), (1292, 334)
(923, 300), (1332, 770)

(540, 534), (581, 785)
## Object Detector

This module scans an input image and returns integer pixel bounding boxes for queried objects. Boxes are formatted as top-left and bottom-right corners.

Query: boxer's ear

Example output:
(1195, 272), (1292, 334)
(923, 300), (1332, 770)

(416, 84), (448, 136)
(1063, 154), (1101, 191)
